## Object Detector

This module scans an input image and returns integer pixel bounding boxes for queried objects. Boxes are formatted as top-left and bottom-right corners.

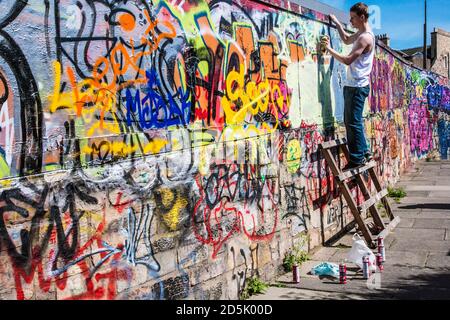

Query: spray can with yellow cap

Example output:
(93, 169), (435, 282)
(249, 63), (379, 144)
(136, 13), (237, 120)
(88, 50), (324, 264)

(320, 35), (330, 54)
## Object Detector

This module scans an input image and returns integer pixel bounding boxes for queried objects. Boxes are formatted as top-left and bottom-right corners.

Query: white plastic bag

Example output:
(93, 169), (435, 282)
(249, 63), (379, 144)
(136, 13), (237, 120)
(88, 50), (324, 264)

(347, 234), (376, 272)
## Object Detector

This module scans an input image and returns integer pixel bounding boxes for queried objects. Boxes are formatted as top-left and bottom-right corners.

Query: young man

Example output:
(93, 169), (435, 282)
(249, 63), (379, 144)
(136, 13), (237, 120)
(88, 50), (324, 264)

(322, 2), (375, 170)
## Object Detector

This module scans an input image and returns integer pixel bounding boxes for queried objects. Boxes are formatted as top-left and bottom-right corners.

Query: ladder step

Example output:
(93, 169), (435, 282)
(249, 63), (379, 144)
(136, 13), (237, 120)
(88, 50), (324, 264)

(358, 189), (389, 213)
(320, 138), (348, 150)
(337, 161), (377, 181)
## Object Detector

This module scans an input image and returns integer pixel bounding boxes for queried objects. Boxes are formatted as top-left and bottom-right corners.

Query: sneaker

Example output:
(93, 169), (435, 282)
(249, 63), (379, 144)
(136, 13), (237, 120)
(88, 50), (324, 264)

(342, 161), (365, 171)
(365, 153), (373, 162)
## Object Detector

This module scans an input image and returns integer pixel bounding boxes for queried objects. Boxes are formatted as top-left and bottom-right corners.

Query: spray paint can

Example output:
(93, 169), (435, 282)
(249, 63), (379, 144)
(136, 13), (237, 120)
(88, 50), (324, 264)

(367, 255), (375, 274)
(377, 236), (384, 248)
(293, 264), (300, 284)
(320, 35), (329, 53)
(339, 263), (347, 284)
(376, 253), (384, 272)
(378, 245), (386, 263)
(362, 255), (370, 279)
(377, 237), (386, 262)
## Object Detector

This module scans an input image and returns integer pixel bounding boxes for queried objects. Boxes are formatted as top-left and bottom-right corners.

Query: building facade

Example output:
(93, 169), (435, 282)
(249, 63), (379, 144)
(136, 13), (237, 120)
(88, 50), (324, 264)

(394, 28), (450, 78)
(431, 28), (450, 78)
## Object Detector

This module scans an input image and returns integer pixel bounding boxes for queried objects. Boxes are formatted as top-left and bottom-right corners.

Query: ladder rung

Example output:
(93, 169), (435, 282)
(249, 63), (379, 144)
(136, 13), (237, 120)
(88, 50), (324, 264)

(338, 161), (377, 181)
(358, 189), (389, 212)
(320, 138), (348, 150)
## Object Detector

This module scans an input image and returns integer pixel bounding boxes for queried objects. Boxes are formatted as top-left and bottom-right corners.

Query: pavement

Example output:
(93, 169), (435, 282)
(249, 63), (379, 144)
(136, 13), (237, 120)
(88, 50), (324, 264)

(250, 159), (450, 300)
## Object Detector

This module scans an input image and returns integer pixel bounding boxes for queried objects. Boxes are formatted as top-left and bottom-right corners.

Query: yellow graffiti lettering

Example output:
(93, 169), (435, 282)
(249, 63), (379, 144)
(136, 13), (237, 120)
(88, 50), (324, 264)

(158, 188), (188, 231)
(143, 139), (169, 154)
(222, 64), (288, 130)
(286, 139), (301, 173)
(82, 141), (138, 158)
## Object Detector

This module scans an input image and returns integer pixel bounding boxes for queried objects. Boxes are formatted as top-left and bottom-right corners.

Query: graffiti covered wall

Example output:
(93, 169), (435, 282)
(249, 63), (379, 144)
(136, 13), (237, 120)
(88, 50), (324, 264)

(0, 0), (449, 300)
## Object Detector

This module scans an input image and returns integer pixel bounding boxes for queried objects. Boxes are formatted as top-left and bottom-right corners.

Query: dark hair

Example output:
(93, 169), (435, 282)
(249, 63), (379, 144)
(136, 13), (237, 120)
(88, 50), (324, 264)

(350, 2), (369, 21)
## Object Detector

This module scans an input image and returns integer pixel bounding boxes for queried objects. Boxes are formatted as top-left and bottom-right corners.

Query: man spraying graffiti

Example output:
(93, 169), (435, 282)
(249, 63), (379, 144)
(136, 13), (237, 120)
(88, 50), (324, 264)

(322, 2), (375, 170)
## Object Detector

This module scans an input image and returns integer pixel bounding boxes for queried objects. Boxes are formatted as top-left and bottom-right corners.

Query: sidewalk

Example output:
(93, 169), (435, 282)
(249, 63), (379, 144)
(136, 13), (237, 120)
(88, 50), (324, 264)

(250, 160), (450, 300)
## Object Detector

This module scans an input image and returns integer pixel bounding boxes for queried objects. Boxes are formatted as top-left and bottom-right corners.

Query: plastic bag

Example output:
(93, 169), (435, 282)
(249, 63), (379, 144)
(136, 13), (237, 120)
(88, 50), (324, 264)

(347, 234), (376, 272)
(310, 262), (340, 278)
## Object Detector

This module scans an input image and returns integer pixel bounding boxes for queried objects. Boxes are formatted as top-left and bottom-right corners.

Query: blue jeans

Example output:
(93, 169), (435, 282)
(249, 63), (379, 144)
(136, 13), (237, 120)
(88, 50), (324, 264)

(344, 85), (370, 164)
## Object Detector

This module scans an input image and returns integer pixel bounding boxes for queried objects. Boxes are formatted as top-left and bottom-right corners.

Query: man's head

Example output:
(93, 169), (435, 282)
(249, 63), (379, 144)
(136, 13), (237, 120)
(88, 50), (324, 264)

(350, 2), (369, 29)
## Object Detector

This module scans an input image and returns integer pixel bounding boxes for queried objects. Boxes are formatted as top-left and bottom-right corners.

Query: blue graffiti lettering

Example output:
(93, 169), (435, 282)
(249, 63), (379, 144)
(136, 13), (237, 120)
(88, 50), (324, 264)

(126, 69), (190, 129)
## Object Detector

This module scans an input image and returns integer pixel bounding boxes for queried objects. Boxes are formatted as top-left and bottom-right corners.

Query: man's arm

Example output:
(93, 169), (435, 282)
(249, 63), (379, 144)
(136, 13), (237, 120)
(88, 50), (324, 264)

(330, 14), (359, 45)
(324, 34), (370, 66)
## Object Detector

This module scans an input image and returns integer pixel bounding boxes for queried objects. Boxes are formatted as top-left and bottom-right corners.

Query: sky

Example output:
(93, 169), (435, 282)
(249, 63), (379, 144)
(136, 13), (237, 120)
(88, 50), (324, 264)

(319, 0), (450, 50)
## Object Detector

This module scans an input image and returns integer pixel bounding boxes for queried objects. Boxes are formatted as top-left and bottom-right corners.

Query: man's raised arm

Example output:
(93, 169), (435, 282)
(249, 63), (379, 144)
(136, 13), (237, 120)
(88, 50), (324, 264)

(330, 14), (358, 45)
(322, 33), (370, 66)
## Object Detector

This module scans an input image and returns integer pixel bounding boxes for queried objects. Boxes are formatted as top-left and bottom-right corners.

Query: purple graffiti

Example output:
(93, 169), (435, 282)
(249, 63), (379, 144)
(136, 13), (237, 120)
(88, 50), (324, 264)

(408, 100), (433, 156)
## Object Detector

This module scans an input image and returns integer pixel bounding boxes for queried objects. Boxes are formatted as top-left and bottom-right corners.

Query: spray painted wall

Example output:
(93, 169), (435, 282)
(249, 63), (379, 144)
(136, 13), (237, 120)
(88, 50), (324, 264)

(0, 0), (449, 300)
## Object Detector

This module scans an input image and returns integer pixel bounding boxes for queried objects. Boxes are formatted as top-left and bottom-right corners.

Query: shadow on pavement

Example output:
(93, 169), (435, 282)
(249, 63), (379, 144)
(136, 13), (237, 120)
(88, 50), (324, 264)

(372, 270), (450, 299)
(398, 203), (450, 210)
(274, 269), (450, 300)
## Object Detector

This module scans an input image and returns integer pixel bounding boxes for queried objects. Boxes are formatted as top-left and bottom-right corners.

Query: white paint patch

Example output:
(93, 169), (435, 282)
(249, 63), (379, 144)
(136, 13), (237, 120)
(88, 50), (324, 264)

(286, 62), (302, 128)
(0, 101), (14, 166)
(65, 5), (83, 30)
(298, 58), (322, 124)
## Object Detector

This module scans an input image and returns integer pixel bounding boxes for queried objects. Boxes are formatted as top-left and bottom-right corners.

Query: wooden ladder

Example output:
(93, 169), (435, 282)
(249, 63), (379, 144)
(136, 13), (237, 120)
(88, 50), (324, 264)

(320, 138), (401, 248)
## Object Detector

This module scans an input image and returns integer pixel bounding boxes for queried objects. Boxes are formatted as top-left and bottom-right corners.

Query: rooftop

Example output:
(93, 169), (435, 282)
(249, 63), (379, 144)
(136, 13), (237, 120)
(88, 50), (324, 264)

(396, 46), (432, 59)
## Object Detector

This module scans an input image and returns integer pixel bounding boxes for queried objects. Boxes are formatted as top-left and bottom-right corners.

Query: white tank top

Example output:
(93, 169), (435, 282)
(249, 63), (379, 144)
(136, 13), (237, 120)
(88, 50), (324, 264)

(345, 31), (375, 87)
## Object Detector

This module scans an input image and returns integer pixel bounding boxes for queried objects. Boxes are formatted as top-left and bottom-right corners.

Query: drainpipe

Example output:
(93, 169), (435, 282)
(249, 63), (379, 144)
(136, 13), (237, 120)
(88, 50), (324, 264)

(448, 52), (450, 79)
(423, 0), (427, 70)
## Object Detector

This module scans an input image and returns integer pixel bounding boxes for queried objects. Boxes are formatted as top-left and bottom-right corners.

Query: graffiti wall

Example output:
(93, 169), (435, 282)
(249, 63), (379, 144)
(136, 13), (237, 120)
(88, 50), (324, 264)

(0, 0), (449, 300)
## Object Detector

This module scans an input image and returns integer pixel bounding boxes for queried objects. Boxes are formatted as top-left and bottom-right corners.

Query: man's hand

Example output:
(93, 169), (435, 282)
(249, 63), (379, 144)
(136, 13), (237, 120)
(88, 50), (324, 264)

(329, 14), (339, 25)
(320, 35), (331, 53)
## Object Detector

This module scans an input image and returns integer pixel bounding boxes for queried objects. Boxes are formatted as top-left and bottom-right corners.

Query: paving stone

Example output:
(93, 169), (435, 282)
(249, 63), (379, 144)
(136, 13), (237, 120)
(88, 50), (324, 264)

(406, 185), (450, 191)
(384, 235), (396, 248)
(402, 191), (431, 197)
(391, 209), (422, 217)
(418, 211), (450, 219)
(396, 218), (416, 228)
(390, 228), (446, 241)
(249, 287), (368, 300)
(433, 169), (450, 175)
(332, 234), (357, 247)
(388, 239), (450, 253)
(378, 266), (450, 290)
(424, 252), (450, 269)
(432, 177), (450, 183)
(396, 181), (437, 187)
(398, 176), (416, 182)
(310, 247), (338, 261)
(274, 273), (375, 296)
(428, 191), (450, 198)
(412, 219), (450, 229)
(328, 250), (351, 263)
(396, 197), (450, 205)
(382, 250), (429, 268)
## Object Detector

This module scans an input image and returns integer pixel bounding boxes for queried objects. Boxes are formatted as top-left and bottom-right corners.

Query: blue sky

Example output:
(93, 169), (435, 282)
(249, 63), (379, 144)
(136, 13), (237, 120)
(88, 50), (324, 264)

(320, 0), (450, 49)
